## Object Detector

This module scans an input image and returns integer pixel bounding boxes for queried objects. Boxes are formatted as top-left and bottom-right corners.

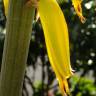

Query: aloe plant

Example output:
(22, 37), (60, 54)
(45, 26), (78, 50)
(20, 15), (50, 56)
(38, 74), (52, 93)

(1, 0), (85, 96)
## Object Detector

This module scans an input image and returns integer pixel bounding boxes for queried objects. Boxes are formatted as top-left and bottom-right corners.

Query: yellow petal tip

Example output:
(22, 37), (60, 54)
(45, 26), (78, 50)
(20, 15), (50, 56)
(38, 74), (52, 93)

(72, 0), (86, 23)
(58, 76), (71, 96)
(80, 16), (86, 23)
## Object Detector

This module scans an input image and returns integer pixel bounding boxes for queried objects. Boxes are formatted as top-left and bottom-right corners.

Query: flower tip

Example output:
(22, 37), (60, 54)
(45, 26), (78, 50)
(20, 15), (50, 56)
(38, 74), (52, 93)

(72, 0), (86, 23)
(58, 78), (70, 96)
(80, 16), (86, 23)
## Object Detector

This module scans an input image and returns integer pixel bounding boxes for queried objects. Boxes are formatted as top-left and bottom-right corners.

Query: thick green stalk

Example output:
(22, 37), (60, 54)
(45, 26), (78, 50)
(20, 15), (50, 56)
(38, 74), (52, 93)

(0, 0), (35, 96)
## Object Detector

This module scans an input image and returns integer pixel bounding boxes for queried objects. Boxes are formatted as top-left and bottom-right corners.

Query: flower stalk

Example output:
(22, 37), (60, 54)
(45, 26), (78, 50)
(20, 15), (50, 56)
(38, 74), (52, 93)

(0, 0), (35, 96)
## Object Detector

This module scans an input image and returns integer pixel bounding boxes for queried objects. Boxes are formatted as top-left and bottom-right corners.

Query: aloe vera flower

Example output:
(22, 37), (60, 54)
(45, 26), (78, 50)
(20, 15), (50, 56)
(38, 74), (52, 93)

(3, 0), (85, 95)
(38, 0), (85, 95)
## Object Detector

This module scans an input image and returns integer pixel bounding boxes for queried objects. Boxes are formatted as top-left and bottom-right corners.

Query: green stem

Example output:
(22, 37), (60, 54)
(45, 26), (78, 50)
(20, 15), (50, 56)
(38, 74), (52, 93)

(0, 0), (35, 96)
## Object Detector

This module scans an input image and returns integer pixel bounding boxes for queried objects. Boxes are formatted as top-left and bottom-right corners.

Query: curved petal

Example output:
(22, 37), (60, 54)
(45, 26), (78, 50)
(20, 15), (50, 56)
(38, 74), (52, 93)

(38, 0), (72, 95)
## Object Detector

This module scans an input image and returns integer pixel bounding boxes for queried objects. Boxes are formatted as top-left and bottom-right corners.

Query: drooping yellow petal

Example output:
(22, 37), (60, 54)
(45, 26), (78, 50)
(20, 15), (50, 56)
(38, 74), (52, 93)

(38, 0), (73, 95)
(3, 0), (9, 16)
(72, 0), (86, 23)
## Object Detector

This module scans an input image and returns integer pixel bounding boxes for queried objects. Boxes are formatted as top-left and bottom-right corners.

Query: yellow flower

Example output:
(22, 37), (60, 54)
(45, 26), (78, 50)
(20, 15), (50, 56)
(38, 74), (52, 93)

(72, 0), (86, 23)
(3, 0), (85, 95)
(38, 0), (72, 95)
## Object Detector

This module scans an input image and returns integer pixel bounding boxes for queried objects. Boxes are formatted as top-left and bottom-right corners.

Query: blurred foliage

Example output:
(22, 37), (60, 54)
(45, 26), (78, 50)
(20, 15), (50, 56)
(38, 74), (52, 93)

(0, 0), (96, 96)
(70, 76), (96, 96)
